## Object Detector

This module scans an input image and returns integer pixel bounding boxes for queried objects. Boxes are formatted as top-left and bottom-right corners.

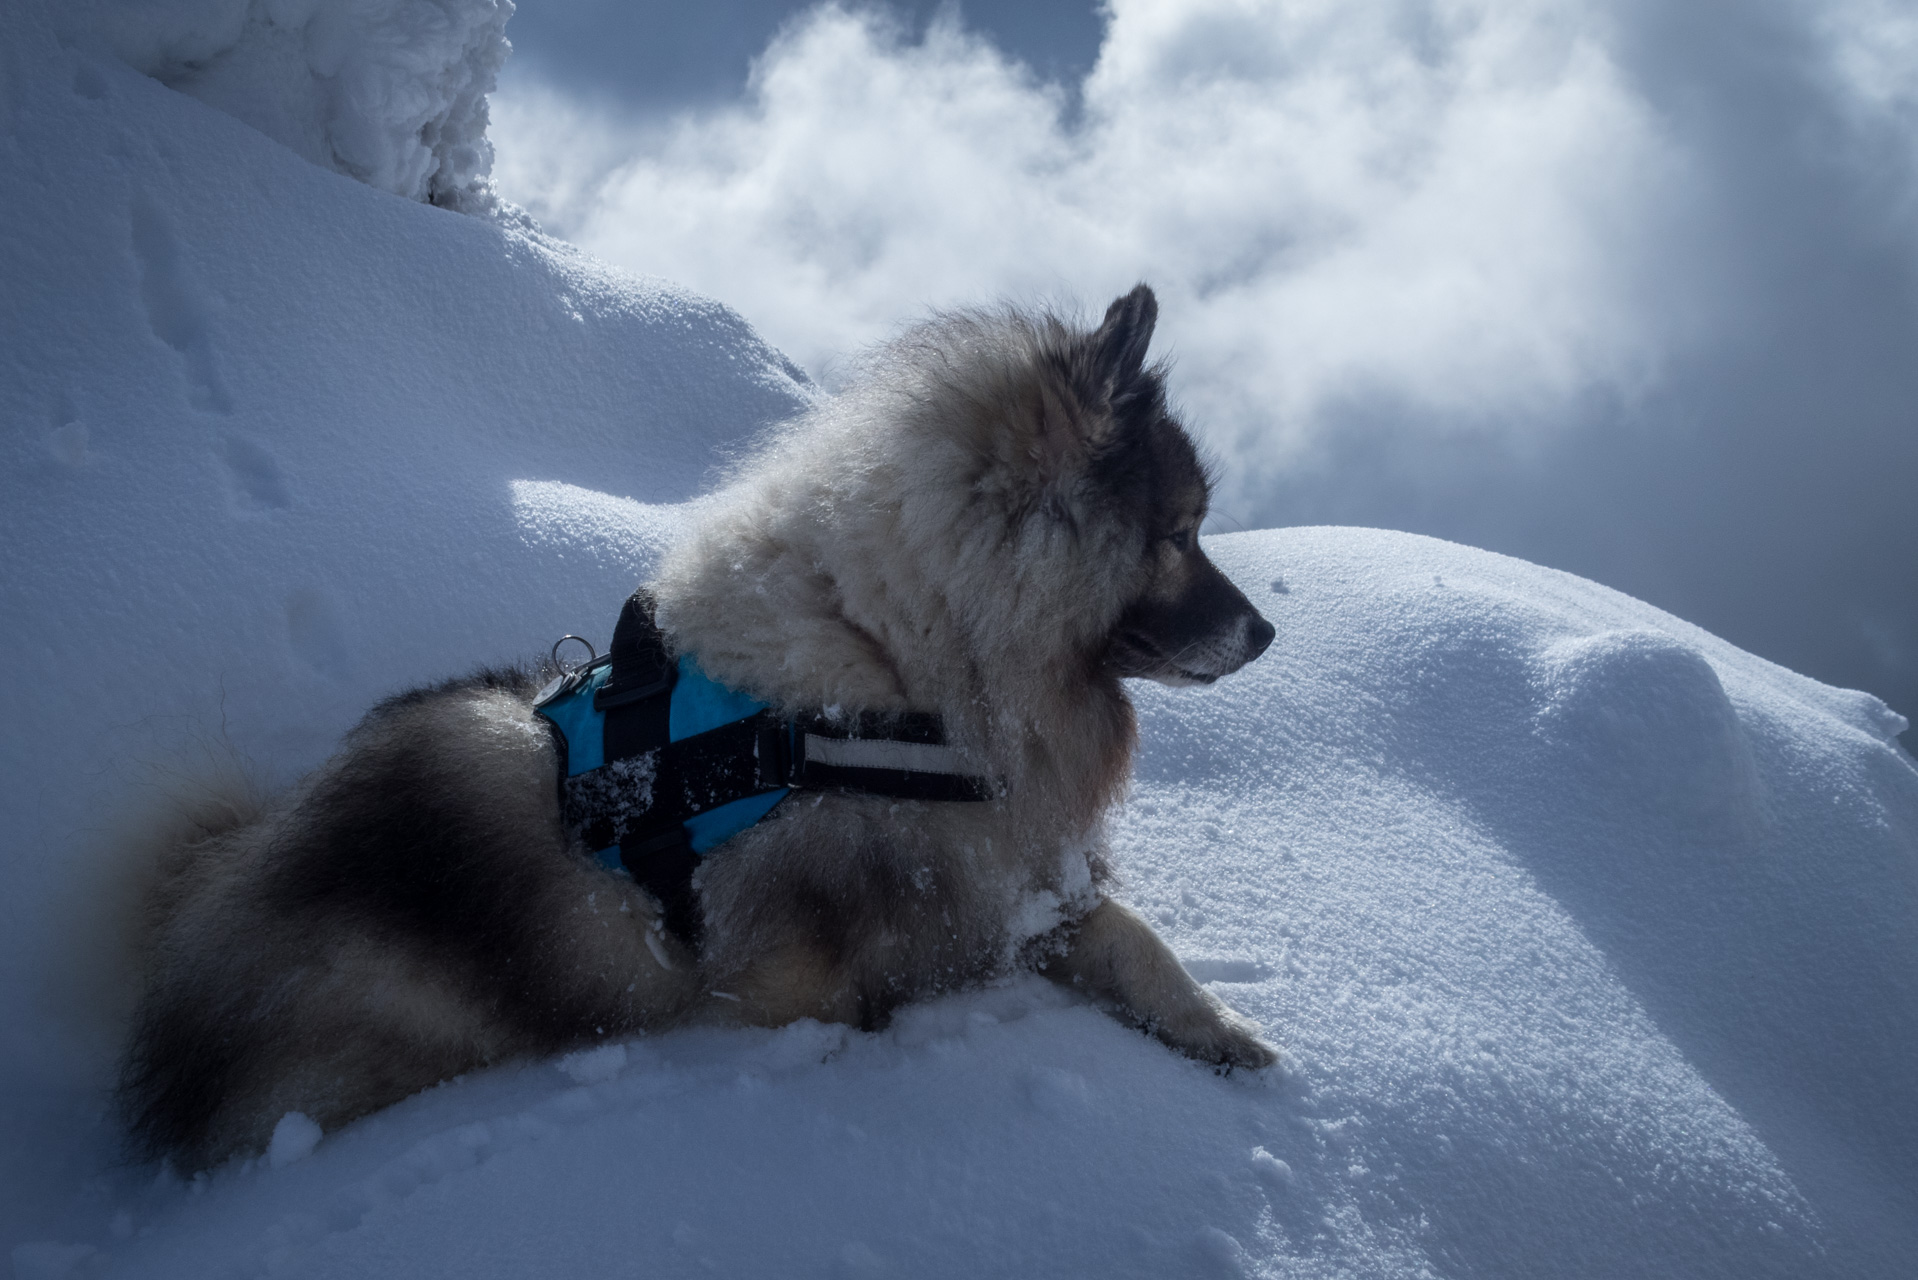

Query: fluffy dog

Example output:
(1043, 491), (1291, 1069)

(119, 285), (1278, 1169)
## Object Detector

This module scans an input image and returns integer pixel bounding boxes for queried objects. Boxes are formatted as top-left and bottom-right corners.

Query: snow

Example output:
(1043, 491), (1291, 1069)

(265, 1114), (323, 1170)
(4, 5), (1917, 1278)
(65, 0), (515, 212)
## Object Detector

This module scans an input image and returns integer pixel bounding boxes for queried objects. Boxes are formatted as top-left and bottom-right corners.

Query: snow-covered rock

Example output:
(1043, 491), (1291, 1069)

(62, 0), (517, 211)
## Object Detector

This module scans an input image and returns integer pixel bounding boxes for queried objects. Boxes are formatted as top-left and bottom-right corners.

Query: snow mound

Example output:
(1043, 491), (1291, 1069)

(65, 0), (513, 211)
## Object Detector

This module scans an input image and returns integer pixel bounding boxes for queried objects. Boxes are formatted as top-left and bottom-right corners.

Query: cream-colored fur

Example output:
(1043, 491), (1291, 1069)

(649, 296), (1275, 1067)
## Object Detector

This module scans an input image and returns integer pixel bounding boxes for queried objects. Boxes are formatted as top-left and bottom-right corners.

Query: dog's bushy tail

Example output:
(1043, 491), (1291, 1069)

(42, 753), (269, 1118)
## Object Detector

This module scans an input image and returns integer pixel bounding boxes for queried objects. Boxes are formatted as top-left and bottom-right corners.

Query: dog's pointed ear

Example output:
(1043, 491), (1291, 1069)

(1091, 285), (1157, 386)
(1021, 289), (1162, 492)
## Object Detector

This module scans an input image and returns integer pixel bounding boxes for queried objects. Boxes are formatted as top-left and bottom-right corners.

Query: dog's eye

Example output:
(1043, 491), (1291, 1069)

(1167, 529), (1192, 552)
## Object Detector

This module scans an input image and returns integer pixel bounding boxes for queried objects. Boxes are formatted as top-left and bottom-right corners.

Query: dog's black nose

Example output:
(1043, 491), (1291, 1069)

(1246, 612), (1276, 660)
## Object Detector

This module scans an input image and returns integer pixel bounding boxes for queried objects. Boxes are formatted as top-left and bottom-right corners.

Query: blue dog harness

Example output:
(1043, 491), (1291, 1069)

(534, 591), (997, 943)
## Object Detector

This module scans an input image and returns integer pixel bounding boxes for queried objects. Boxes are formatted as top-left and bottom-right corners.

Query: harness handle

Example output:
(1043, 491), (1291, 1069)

(596, 590), (676, 710)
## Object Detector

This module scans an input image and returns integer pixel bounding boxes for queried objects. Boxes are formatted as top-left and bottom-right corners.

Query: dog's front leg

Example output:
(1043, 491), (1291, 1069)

(1040, 898), (1278, 1071)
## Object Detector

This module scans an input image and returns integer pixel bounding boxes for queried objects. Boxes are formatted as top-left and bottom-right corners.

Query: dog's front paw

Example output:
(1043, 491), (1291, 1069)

(1043, 898), (1281, 1073)
(1210, 1020), (1281, 1073)
(1158, 1000), (1280, 1073)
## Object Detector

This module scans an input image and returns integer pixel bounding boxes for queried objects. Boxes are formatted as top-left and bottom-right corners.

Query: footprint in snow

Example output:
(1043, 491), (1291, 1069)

(1182, 958), (1273, 985)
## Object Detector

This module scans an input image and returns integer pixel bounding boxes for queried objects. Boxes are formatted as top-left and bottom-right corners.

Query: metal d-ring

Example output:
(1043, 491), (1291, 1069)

(551, 635), (597, 674)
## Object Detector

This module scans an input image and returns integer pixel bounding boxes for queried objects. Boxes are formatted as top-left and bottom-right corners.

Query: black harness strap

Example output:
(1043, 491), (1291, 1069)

(597, 589), (674, 756)
(594, 591), (701, 939)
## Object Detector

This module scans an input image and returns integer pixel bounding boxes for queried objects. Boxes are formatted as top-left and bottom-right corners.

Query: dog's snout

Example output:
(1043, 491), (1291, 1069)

(1245, 612), (1276, 661)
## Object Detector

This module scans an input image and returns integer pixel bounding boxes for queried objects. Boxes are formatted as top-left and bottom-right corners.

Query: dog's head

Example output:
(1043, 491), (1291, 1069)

(679, 285), (1275, 713)
(1087, 288), (1275, 684)
(1003, 285), (1276, 686)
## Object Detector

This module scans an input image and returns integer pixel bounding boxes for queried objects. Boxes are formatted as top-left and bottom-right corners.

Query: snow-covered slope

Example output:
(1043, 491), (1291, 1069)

(0, 6), (810, 1247)
(4, 7), (1917, 1279)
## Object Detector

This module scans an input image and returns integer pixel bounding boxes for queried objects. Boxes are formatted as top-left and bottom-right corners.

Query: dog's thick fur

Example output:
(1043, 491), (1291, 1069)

(119, 286), (1278, 1169)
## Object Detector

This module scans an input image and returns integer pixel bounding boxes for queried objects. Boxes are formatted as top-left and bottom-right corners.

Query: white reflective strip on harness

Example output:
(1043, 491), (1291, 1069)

(802, 734), (968, 776)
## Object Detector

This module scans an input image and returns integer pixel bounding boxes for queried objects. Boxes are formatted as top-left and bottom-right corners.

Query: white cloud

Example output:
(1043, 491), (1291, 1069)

(493, 0), (1690, 476)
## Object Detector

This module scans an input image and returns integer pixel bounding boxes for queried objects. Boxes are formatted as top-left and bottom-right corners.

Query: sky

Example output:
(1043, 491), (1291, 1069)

(488, 0), (1918, 736)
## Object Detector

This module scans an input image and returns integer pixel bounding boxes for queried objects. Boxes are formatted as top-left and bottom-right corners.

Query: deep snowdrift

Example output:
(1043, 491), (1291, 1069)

(4, 8), (1916, 1280)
